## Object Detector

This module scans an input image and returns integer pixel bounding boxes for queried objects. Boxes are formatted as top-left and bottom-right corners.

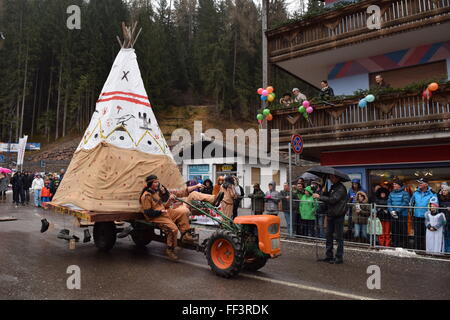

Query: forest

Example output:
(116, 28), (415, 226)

(0, 0), (321, 143)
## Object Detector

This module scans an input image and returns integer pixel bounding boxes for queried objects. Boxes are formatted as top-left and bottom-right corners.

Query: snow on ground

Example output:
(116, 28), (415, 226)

(379, 247), (418, 258)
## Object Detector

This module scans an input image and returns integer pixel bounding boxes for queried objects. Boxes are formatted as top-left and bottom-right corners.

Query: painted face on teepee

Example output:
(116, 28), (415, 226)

(77, 49), (171, 158)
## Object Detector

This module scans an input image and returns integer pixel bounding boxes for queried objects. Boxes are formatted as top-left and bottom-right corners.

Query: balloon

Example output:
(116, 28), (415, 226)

(306, 107), (314, 114)
(261, 95), (267, 101)
(270, 93), (276, 99)
(304, 113), (309, 119)
(262, 90), (269, 96)
(257, 114), (264, 121)
(428, 83), (439, 92)
(257, 88), (263, 95)
(299, 106), (306, 113)
(263, 109), (271, 116)
(358, 98), (367, 108)
(303, 100), (310, 108)
(422, 89), (432, 99)
(268, 95), (275, 102)
(266, 114), (273, 121)
(365, 94), (375, 103)
(266, 86), (274, 94)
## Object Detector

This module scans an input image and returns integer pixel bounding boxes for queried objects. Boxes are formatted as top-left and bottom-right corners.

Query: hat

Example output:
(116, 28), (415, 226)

(393, 180), (403, 187)
(429, 196), (439, 207)
(416, 178), (428, 184)
(292, 88), (299, 92)
(146, 174), (158, 185)
(351, 178), (361, 184)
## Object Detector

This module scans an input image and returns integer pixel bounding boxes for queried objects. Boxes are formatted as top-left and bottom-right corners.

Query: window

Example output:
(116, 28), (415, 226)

(272, 170), (280, 186)
(251, 167), (260, 185)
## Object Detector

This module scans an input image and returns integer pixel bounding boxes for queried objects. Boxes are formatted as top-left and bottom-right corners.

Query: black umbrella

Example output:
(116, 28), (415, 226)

(306, 166), (350, 182)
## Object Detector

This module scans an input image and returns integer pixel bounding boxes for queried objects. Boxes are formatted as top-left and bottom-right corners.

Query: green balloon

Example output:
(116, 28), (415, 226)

(257, 114), (264, 121)
(299, 106), (306, 113)
(263, 109), (271, 116)
(270, 93), (276, 99)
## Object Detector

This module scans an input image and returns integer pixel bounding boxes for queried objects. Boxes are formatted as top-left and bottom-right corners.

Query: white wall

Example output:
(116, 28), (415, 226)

(328, 73), (370, 95)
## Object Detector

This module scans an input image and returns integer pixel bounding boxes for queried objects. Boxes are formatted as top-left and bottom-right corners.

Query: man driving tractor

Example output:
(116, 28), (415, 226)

(134, 174), (224, 260)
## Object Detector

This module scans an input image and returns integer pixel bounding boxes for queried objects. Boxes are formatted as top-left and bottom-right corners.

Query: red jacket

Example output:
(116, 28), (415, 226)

(40, 187), (52, 198)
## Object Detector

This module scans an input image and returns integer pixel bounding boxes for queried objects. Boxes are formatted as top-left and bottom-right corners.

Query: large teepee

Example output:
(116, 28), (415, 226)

(51, 23), (185, 213)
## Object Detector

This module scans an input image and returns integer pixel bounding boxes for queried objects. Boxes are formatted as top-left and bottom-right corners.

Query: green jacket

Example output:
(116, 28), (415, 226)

(298, 186), (317, 220)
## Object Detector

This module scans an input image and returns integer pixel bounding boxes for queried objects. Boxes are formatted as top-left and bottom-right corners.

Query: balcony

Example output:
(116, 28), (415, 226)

(269, 83), (450, 160)
(267, 0), (450, 86)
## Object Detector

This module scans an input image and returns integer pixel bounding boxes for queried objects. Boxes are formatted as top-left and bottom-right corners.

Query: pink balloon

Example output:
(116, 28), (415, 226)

(306, 107), (314, 114)
(303, 100), (310, 108)
(262, 90), (269, 96)
(257, 88), (263, 95)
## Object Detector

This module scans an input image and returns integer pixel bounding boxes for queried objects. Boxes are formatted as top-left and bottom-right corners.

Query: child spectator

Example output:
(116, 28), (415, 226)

(425, 196), (447, 253)
(438, 185), (450, 252)
(375, 187), (391, 247)
(40, 180), (53, 205)
(352, 191), (371, 242)
(298, 186), (317, 237)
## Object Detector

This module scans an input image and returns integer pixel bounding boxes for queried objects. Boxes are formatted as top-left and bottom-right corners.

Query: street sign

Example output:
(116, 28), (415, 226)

(290, 134), (304, 155)
(40, 160), (46, 168)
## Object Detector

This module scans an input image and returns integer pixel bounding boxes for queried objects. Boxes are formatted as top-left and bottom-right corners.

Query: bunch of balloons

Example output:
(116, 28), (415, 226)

(298, 100), (314, 119)
(423, 82), (439, 100)
(257, 86), (276, 103)
(256, 108), (273, 124)
(358, 94), (375, 108)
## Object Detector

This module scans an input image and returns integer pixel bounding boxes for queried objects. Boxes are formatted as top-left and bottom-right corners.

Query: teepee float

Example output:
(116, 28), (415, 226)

(48, 23), (185, 218)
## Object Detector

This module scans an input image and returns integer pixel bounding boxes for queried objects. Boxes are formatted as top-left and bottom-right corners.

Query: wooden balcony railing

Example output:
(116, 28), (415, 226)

(270, 84), (450, 144)
(267, 0), (450, 62)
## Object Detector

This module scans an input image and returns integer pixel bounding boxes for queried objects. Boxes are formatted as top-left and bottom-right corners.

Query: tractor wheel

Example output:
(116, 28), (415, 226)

(93, 222), (117, 252)
(243, 253), (269, 272)
(131, 228), (154, 248)
(205, 229), (244, 278)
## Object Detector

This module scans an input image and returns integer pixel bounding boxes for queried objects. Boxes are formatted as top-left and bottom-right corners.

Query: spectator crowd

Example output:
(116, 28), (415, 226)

(0, 169), (65, 208)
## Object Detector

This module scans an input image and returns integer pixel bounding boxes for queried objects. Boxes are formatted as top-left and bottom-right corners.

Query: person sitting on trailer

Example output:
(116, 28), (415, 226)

(133, 175), (224, 260)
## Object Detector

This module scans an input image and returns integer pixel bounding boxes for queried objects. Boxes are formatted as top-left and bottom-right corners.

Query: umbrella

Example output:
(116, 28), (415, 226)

(306, 166), (350, 182)
(0, 168), (12, 174)
(291, 172), (321, 184)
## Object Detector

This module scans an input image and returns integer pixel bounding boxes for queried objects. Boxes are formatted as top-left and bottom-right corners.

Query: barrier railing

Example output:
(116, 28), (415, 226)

(241, 195), (450, 256)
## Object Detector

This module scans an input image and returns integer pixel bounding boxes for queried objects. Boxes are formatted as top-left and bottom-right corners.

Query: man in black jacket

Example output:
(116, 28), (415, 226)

(313, 174), (348, 264)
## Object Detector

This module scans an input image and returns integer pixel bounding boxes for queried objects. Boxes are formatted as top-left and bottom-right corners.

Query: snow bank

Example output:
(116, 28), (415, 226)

(379, 247), (417, 258)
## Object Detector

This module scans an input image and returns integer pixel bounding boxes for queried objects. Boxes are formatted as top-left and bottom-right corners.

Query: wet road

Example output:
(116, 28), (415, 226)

(1, 198), (449, 300)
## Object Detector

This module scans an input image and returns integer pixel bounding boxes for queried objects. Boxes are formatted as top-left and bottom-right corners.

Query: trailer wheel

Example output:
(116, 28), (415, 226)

(131, 228), (154, 248)
(243, 253), (269, 272)
(206, 230), (244, 278)
(93, 222), (116, 252)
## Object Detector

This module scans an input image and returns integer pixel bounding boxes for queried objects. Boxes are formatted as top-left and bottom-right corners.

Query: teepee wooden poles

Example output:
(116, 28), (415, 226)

(118, 22), (142, 49)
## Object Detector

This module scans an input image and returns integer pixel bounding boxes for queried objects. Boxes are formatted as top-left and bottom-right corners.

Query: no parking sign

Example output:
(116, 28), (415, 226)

(291, 134), (303, 155)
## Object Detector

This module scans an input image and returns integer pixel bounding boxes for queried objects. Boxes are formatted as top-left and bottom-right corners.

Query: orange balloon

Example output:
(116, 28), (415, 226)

(266, 86), (274, 94)
(428, 82), (439, 92)
(266, 114), (273, 121)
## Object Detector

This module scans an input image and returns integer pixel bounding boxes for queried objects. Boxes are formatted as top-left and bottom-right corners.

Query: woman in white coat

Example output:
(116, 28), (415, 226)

(31, 174), (44, 207)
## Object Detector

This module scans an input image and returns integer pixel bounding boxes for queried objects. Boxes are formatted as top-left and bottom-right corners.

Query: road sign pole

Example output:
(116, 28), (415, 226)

(289, 142), (293, 237)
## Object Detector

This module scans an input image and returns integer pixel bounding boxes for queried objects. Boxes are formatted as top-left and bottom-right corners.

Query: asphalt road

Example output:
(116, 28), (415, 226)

(1, 197), (449, 300)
